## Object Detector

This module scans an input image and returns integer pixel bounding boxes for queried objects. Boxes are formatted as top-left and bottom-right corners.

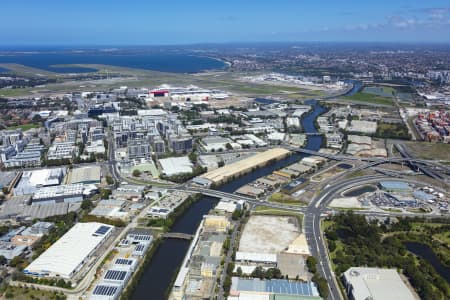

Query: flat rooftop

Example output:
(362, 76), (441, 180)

(200, 148), (290, 184)
(24, 222), (113, 279)
(343, 267), (415, 300)
(231, 277), (319, 297)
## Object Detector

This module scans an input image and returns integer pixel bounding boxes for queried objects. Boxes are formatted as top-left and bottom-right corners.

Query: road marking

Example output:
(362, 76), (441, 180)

(315, 192), (329, 208)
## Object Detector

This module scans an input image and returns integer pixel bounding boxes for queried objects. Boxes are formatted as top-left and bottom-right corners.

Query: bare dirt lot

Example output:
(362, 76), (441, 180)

(238, 215), (300, 253)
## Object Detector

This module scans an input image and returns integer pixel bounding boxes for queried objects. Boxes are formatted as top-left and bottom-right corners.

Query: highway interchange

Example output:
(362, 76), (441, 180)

(106, 130), (450, 300)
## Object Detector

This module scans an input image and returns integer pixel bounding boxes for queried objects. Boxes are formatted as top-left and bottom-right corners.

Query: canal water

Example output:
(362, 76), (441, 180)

(404, 242), (450, 284)
(217, 99), (326, 193)
(130, 90), (368, 298)
(131, 196), (219, 300)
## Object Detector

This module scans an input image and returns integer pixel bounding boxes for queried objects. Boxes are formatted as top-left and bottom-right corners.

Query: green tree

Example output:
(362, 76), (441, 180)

(105, 175), (114, 185)
(99, 188), (112, 199)
(132, 169), (141, 177)
(306, 256), (317, 274)
(231, 209), (242, 221)
(312, 274), (329, 298)
(81, 199), (93, 211)
(188, 151), (198, 163)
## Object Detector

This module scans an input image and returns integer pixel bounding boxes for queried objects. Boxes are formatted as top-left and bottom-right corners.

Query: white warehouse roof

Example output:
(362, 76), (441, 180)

(343, 267), (415, 300)
(235, 251), (277, 264)
(24, 222), (114, 279)
(159, 156), (193, 176)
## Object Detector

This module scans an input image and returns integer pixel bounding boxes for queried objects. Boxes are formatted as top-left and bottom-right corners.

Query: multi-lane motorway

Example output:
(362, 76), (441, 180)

(106, 132), (449, 300)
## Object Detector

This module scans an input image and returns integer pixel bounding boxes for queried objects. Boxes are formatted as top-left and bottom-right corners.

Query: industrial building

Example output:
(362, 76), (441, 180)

(91, 282), (123, 300)
(347, 120), (378, 134)
(112, 184), (144, 200)
(200, 136), (233, 152)
(203, 215), (230, 232)
(196, 148), (290, 186)
(32, 184), (86, 204)
(147, 206), (171, 219)
(89, 199), (128, 219)
(11, 222), (54, 247)
(0, 242), (27, 260)
(24, 222), (114, 279)
(102, 269), (132, 285)
(117, 229), (153, 258)
(67, 166), (101, 184)
(14, 168), (66, 196)
(159, 156), (193, 176)
(113, 258), (138, 272)
(343, 267), (415, 300)
(91, 257), (137, 300)
(379, 181), (413, 193)
(228, 278), (322, 300)
(127, 228), (153, 244)
(0, 195), (80, 220)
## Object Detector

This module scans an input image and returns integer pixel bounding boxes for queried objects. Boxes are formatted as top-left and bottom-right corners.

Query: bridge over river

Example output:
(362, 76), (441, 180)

(161, 232), (194, 240)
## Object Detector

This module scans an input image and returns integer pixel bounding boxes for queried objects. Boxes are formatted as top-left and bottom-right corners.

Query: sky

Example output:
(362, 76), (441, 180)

(1, 0), (450, 45)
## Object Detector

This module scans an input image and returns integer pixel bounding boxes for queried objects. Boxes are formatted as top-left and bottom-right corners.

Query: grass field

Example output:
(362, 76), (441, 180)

(268, 192), (306, 206)
(375, 122), (410, 139)
(0, 285), (66, 300)
(408, 222), (450, 246)
(5, 123), (41, 131)
(0, 63), (338, 99)
(342, 92), (394, 106)
(363, 85), (396, 97)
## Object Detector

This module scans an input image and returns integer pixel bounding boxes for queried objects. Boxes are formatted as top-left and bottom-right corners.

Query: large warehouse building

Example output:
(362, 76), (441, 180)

(32, 184), (85, 204)
(24, 222), (114, 279)
(343, 267), (415, 300)
(195, 148), (290, 186)
(14, 168), (66, 196)
(159, 156), (193, 177)
(66, 166), (101, 185)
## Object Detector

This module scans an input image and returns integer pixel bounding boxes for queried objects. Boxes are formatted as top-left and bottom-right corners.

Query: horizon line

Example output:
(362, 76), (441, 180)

(1, 40), (450, 48)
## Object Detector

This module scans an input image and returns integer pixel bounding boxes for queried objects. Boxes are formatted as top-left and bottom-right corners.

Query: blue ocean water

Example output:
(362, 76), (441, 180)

(0, 52), (226, 73)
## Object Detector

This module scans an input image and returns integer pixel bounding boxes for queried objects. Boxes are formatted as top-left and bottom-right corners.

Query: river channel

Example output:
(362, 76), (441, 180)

(130, 86), (364, 298)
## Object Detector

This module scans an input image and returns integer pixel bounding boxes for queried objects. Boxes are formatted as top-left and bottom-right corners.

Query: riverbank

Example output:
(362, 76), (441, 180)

(200, 148), (291, 187)
(130, 196), (219, 300)
(117, 193), (203, 299)
(130, 100), (328, 299)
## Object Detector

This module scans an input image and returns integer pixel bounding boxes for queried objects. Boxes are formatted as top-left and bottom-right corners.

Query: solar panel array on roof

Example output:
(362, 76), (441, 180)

(135, 244), (145, 252)
(132, 234), (151, 241)
(266, 279), (313, 295)
(115, 258), (132, 265)
(104, 270), (127, 281)
(93, 284), (120, 296)
(94, 225), (111, 236)
(234, 278), (316, 296)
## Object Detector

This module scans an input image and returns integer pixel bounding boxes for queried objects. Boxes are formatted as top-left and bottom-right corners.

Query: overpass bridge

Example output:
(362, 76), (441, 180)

(304, 132), (324, 136)
(161, 232), (194, 240)
(167, 186), (255, 202)
(284, 146), (450, 171)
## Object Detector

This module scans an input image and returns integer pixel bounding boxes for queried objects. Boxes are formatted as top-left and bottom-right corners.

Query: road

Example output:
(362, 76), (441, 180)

(217, 221), (240, 300)
(11, 197), (155, 299)
(172, 174), (448, 300)
(104, 128), (449, 300)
